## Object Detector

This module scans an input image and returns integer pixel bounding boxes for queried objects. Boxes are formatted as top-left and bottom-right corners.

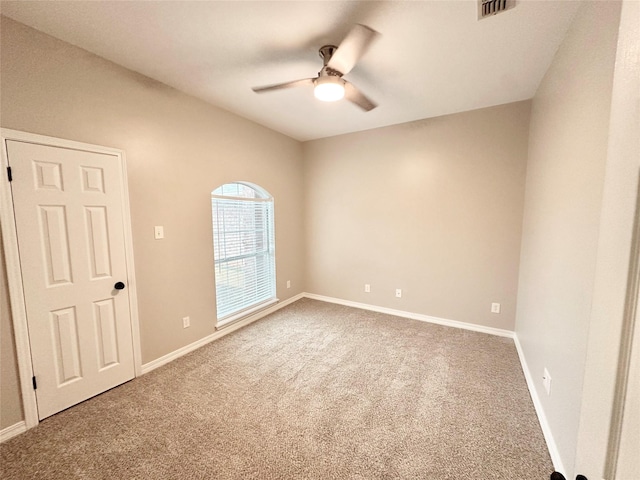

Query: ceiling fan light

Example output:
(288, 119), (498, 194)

(314, 76), (345, 102)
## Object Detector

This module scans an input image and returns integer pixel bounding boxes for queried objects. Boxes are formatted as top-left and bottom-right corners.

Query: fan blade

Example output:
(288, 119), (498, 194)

(344, 81), (377, 111)
(327, 24), (379, 75)
(252, 78), (314, 93)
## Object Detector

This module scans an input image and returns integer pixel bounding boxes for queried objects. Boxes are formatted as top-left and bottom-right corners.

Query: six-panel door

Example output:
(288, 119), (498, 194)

(8, 140), (135, 420)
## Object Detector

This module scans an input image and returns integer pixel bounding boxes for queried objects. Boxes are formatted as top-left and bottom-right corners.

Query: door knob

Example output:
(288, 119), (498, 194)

(114, 281), (126, 290)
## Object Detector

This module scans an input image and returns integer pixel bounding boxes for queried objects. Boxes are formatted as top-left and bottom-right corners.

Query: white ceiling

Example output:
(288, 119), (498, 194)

(0, 1), (581, 141)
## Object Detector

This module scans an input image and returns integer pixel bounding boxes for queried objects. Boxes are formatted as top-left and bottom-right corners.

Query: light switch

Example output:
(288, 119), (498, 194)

(154, 226), (164, 239)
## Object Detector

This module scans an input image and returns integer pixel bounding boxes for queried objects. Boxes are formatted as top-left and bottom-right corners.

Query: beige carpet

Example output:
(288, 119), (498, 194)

(1, 298), (552, 479)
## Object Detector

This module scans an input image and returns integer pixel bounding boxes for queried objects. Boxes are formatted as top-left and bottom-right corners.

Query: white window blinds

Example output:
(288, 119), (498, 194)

(211, 183), (276, 322)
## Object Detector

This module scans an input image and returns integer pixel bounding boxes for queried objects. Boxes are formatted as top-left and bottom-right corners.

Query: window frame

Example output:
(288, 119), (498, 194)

(211, 182), (277, 328)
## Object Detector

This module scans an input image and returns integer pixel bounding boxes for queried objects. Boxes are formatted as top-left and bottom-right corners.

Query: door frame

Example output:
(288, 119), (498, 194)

(603, 175), (640, 479)
(0, 128), (142, 429)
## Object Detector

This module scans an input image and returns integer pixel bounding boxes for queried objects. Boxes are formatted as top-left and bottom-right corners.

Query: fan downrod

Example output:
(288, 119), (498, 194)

(318, 45), (338, 65)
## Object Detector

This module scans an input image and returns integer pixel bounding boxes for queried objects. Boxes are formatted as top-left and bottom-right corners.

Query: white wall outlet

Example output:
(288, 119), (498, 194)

(491, 302), (501, 313)
(395, 289), (402, 298)
(154, 226), (164, 239)
(364, 284), (371, 293)
(182, 316), (190, 328)
(542, 368), (552, 396)
(286, 280), (291, 289)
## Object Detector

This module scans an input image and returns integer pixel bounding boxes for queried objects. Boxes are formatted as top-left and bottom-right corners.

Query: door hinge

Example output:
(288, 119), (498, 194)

(32, 376), (37, 390)
(7, 166), (12, 182)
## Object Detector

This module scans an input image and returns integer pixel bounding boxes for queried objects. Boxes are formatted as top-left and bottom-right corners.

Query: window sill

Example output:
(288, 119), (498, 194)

(215, 298), (279, 330)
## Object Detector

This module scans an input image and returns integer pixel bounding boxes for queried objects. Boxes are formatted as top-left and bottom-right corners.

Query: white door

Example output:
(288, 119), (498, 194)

(7, 140), (135, 420)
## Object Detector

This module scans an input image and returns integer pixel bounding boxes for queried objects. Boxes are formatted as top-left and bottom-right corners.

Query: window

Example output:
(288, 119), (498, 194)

(211, 182), (276, 326)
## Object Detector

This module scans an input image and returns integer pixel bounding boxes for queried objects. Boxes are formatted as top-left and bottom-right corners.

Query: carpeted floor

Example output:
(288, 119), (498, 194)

(1, 298), (552, 479)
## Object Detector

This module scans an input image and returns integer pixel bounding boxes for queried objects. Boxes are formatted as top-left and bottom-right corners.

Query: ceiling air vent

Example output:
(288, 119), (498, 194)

(478, 0), (515, 19)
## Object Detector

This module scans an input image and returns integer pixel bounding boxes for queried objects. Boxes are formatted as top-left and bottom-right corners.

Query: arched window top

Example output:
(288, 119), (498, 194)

(212, 182), (271, 200)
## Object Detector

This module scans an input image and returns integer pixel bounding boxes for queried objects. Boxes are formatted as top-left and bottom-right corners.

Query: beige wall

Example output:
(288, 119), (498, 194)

(515, 0), (621, 476)
(0, 17), (305, 428)
(303, 101), (530, 330)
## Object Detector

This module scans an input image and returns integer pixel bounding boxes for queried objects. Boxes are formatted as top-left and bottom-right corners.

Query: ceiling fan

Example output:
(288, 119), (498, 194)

(252, 24), (379, 112)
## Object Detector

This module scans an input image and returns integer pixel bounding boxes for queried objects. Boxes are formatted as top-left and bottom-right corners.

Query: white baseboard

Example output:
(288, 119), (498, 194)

(514, 333), (564, 474)
(141, 293), (305, 374)
(303, 294), (564, 472)
(0, 421), (26, 443)
(302, 293), (515, 338)
(142, 291), (513, 375)
(2, 291), (561, 473)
